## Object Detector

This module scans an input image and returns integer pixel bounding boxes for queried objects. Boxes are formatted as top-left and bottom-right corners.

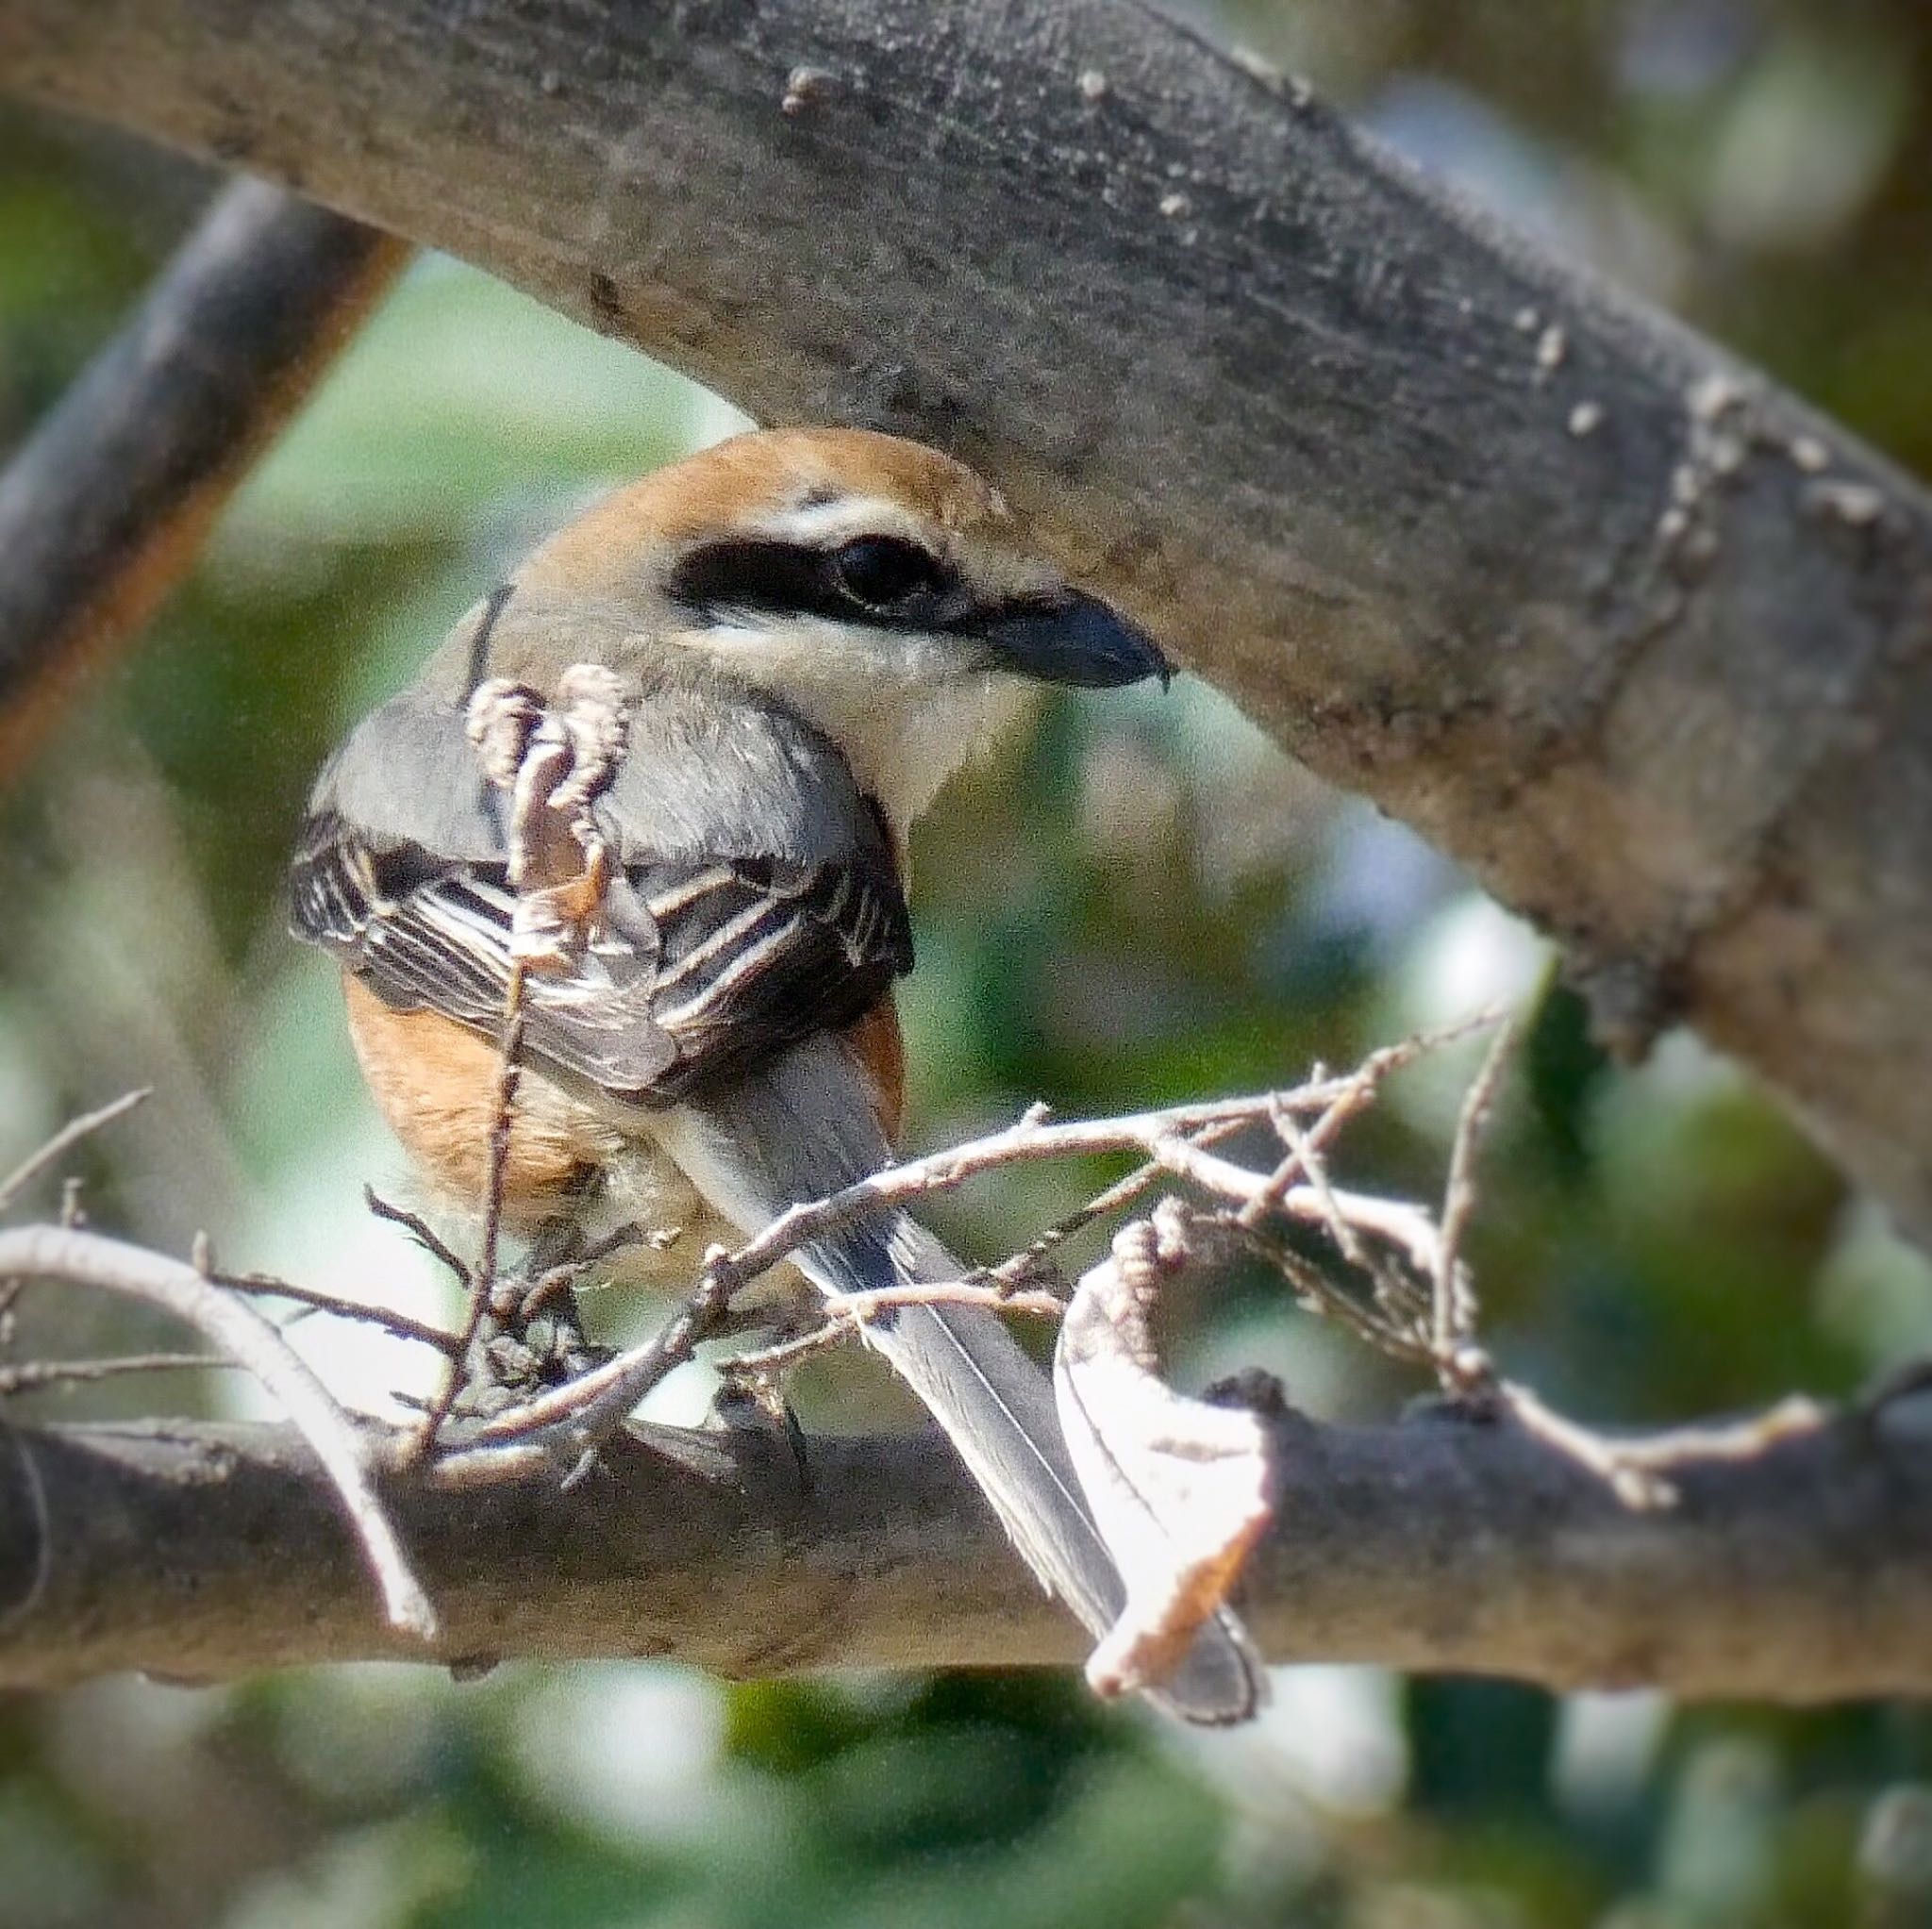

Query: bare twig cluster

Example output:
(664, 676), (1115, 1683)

(0, 995), (1571, 1640)
(6, 1014), (1932, 1696)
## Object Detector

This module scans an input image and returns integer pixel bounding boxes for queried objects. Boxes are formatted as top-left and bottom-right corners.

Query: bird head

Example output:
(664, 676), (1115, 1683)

(475, 427), (1171, 828)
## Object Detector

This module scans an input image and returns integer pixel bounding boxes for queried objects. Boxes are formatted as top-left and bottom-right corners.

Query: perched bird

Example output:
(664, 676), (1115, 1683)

(290, 426), (1261, 1722)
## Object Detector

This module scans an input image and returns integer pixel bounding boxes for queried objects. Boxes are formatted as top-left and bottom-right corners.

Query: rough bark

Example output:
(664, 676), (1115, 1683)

(5, 0), (1929, 1237)
(3, 1396), (1927, 1700)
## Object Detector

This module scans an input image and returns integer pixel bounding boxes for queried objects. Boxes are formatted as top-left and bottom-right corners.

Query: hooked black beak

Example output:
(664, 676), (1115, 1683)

(968, 589), (1173, 690)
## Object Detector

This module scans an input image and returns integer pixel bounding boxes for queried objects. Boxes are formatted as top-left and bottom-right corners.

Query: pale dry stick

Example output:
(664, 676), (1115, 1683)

(0, 1089), (150, 1217)
(721, 1280), (1067, 1383)
(475, 961), (528, 1308)
(1432, 1012), (1523, 1380)
(1145, 1128), (1448, 1281)
(1496, 1378), (1680, 1509)
(1491, 1383), (1832, 1514)
(0, 1223), (436, 1637)
(716, 1065), (1474, 1304)
(1242, 1106), (1332, 1239)
(1249, 1106), (1428, 1338)
(975, 1160), (1160, 1294)
(718, 1315), (858, 1383)
(464, 1110), (1296, 1456)
(1237, 1028), (1472, 1242)
(513, 1220), (663, 1326)
(1250, 1011), (1507, 1265)
(1247, 1035), (1443, 1247)
(0, 1351), (226, 1393)
(724, 1112), (1431, 1389)
(988, 1073), (1414, 1293)
(0, 1089), (155, 1355)
(1599, 1394), (1830, 1464)
(823, 1281), (1066, 1323)
(443, 1024), (1820, 1524)
(976, 1115), (1257, 1294)
(481, 1154), (1242, 1456)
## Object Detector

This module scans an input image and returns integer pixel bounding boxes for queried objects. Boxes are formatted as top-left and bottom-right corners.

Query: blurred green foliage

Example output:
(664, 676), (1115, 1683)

(5, 2), (1932, 1922)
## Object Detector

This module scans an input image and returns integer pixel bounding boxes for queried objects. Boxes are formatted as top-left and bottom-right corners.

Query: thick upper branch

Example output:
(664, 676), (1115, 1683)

(2, 1399), (1926, 1698)
(3, 0), (1930, 1232)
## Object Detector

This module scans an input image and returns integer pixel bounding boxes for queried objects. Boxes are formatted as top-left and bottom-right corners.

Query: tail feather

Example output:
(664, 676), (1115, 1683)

(658, 1043), (1264, 1726)
(824, 1215), (1121, 1635)
(810, 1219), (1264, 1726)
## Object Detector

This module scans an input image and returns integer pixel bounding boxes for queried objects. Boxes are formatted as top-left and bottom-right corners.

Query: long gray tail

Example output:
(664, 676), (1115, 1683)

(806, 1214), (1263, 1725)
(661, 1043), (1264, 1726)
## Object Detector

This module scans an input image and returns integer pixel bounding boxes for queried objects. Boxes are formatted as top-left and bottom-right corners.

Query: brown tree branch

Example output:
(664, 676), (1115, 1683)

(0, 175), (407, 774)
(3, 1), (1930, 1237)
(1, 1392), (1925, 1700)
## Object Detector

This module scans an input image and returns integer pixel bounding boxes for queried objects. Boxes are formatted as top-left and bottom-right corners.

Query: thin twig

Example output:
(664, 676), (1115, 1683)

(1250, 1052), (1403, 1249)
(830, 1279), (1062, 1326)
(976, 1160), (1161, 1292)
(468, 1251), (739, 1451)
(0, 1089), (150, 1217)
(1433, 1013), (1522, 1379)
(0, 1091), (152, 1359)
(1231, 1214), (1433, 1364)
(516, 1220), (665, 1322)
(476, 961), (526, 1306)
(211, 1272), (461, 1354)
(411, 958), (528, 1460)
(1493, 1379), (1680, 1510)
(0, 1352), (229, 1393)
(980, 1113), (1263, 1293)
(362, 1188), (475, 1286)
(698, 1037), (1495, 1310)
(0, 1224), (437, 1638)
(457, 1022), (1506, 1465)
(719, 1321), (859, 1381)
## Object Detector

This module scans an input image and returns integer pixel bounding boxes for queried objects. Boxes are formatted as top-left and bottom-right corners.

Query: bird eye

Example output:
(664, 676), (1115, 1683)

(829, 536), (941, 610)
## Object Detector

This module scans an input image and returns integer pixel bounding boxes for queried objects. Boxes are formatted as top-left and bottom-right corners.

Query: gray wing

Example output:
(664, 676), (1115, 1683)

(289, 677), (913, 1104)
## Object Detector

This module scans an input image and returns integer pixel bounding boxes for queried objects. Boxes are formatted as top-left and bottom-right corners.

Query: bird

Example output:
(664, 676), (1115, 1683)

(289, 424), (1262, 1723)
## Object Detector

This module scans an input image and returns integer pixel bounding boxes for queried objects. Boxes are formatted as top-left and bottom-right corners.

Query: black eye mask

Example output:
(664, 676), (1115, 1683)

(666, 534), (965, 630)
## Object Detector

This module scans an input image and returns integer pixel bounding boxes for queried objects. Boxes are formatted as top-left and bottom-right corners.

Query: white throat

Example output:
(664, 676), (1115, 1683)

(682, 618), (1037, 832)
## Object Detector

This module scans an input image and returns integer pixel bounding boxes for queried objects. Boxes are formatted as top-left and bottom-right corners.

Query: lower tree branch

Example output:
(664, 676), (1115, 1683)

(2, 1393), (1925, 1699)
